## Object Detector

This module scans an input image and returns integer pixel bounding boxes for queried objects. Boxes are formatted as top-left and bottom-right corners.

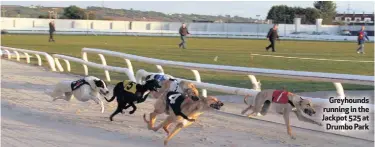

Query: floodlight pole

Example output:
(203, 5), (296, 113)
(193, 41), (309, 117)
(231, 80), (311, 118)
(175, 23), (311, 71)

(284, 15), (290, 37)
(256, 15), (260, 38)
(85, 11), (91, 35)
(1, 9), (6, 17)
(48, 11), (54, 19)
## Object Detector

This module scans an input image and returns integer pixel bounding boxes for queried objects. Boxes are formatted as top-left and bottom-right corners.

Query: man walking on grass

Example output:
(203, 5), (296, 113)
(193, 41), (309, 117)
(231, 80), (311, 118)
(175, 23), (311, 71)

(49, 20), (56, 42)
(357, 26), (370, 54)
(265, 24), (279, 52)
(179, 23), (190, 49)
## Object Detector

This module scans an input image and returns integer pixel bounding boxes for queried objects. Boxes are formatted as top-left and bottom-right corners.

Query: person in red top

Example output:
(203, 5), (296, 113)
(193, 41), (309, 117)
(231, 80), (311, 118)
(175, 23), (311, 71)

(178, 23), (190, 49)
(357, 26), (370, 54)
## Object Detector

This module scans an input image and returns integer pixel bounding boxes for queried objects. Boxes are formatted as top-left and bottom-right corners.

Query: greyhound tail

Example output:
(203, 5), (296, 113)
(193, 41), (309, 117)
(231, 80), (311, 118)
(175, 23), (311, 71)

(105, 82), (122, 102)
(104, 95), (115, 102)
(243, 94), (251, 105)
(143, 113), (149, 123)
(44, 89), (53, 96)
(260, 100), (271, 116)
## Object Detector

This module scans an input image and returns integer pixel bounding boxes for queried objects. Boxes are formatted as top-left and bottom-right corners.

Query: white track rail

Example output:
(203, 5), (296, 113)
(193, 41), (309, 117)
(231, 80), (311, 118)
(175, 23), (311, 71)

(82, 47), (373, 99)
(1, 47), (373, 110)
(1, 46), (56, 71)
(80, 47), (373, 109)
(52, 54), (135, 82)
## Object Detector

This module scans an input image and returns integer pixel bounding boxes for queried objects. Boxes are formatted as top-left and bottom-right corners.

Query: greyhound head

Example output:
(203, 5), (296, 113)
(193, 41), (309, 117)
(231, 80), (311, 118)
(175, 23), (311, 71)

(94, 79), (109, 96)
(144, 79), (162, 92)
(206, 96), (224, 110)
(299, 97), (316, 116)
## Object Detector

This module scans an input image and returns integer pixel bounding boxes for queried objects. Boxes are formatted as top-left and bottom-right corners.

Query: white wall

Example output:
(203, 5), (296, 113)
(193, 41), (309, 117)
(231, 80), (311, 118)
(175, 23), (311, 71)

(0, 17), (340, 34)
(2, 17), (374, 41)
(111, 21), (129, 31)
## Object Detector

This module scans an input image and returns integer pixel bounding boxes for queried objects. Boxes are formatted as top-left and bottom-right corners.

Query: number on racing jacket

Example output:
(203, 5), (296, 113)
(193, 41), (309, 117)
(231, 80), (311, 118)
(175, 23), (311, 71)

(166, 91), (187, 114)
(168, 93), (181, 104)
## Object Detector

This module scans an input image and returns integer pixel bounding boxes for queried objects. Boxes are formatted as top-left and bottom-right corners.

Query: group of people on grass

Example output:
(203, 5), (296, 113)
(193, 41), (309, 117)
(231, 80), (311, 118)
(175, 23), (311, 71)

(48, 20), (371, 54)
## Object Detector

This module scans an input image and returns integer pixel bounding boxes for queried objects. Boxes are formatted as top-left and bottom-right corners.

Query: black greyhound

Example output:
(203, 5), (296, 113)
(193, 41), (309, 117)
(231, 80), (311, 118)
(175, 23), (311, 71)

(104, 79), (161, 121)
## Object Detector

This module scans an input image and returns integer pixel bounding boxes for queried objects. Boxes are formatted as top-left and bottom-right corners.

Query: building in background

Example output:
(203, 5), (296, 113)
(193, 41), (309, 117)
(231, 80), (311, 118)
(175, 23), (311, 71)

(334, 13), (374, 25)
(334, 13), (374, 36)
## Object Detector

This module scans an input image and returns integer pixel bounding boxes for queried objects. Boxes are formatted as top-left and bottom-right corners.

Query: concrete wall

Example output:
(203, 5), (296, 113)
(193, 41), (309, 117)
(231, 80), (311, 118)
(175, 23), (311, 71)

(1, 17), (373, 36)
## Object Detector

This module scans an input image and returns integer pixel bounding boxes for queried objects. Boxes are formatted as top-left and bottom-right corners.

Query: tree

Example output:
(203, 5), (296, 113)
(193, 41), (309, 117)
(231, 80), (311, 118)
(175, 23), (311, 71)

(86, 12), (96, 20)
(266, 5), (321, 24)
(304, 8), (321, 24)
(314, 1), (336, 24)
(266, 5), (293, 24)
(38, 15), (49, 18)
(63, 5), (85, 19)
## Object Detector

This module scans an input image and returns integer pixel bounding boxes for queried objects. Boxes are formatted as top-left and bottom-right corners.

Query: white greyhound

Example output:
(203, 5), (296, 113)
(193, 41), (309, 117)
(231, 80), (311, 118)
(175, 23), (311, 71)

(46, 76), (109, 113)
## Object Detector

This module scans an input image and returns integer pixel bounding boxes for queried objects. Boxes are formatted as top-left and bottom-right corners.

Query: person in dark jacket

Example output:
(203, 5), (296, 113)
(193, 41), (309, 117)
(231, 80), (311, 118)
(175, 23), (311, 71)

(265, 24), (279, 52)
(356, 26), (370, 54)
(49, 20), (55, 42)
(178, 23), (190, 49)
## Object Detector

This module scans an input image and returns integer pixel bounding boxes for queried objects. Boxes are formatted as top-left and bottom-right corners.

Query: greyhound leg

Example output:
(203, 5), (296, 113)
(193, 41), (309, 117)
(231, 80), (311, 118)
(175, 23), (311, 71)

(163, 121), (173, 135)
(92, 97), (104, 113)
(283, 108), (295, 139)
(148, 86), (170, 129)
(147, 111), (159, 130)
(99, 99), (104, 113)
(110, 104), (124, 121)
(152, 116), (174, 132)
(128, 102), (137, 114)
(121, 103), (130, 114)
(53, 95), (66, 101)
(248, 95), (264, 117)
(164, 123), (184, 146)
(241, 105), (252, 115)
(294, 111), (322, 126)
(123, 103), (132, 109)
(49, 86), (63, 98)
(163, 115), (195, 134)
(64, 92), (73, 101)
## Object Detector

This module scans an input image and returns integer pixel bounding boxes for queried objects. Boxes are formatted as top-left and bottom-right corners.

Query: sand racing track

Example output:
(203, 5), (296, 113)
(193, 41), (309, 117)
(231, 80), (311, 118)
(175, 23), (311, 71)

(1, 59), (374, 147)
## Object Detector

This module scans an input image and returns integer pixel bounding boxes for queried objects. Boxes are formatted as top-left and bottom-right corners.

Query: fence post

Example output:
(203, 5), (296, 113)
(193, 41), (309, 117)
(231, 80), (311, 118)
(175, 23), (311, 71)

(14, 51), (20, 61)
(135, 69), (148, 84)
(156, 65), (164, 74)
(34, 54), (42, 66)
(4, 50), (11, 59)
(127, 69), (136, 82)
(54, 58), (64, 72)
(191, 70), (207, 97)
(82, 52), (89, 75)
(333, 82), (345, 98)
(98, 54), (111, 82)
(333, 82), (346, 132)
(248, 75), (261, 91)
(44, 53), (57, 71)
(63, 59), (71, 72)
(24, 52), (30, 63)
(124, 58), (134, 76)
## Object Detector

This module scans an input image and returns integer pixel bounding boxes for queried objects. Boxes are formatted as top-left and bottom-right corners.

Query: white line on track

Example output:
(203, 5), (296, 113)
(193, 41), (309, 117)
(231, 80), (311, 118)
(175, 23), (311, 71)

(250, 53), (375, 63)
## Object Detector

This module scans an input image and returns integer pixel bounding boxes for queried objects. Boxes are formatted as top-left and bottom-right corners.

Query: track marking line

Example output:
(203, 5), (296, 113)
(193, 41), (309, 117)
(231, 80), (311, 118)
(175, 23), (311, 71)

(251, 54), (374, 63)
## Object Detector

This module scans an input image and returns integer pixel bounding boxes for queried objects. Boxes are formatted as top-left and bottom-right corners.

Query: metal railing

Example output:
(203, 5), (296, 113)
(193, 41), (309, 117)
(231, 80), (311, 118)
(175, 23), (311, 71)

(1, 46), (56, 71)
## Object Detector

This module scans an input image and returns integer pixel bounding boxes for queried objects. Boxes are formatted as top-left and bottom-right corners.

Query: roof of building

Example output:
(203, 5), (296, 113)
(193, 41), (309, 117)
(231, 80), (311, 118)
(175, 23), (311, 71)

(336, 13), (374, 18)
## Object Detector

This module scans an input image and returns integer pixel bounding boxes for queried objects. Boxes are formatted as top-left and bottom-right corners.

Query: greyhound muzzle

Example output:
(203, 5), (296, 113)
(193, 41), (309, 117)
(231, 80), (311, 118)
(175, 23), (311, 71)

(210, 101), (224, 110)
(152, 84), (162, 92)
(100, 89), (109, 96)
(304, 109), (316, 116)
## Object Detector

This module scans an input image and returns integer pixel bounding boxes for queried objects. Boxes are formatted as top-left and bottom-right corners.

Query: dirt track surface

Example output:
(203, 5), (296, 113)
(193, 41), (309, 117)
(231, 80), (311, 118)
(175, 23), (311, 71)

(1, 59), (374, 147)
